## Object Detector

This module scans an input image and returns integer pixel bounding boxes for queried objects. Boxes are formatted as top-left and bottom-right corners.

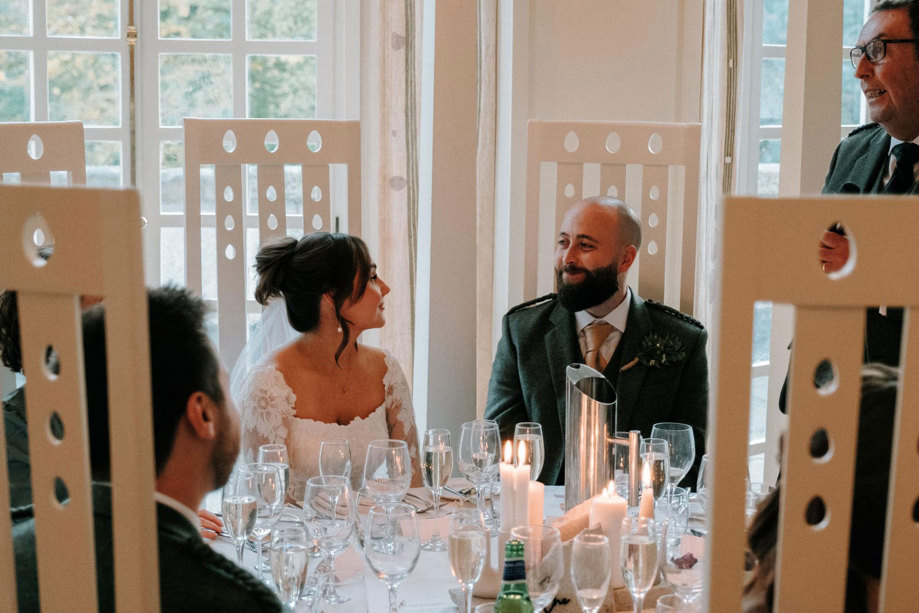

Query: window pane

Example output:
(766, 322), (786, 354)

(201, 227), (216, 300)
(246, 227), (258, 300)
(247, 55), (316, 119)
(47, 0), (119, 38)
(0, 0), (30, 35)
(85, 141), (121, 187)
(749, 376), (768, 445)
(752, 302), (773, 364)
(748, 453), (765, 484)
(843, 0), (867, 48)
(841, 59), (862, 126)
(159, 0), (230, 40)
(757, 139), (781, 196)
(161, 141), (184, 213)
(247, 0), (316, 41)
(160, 226), (185, 286)
(760, 59), (785, 127)
(762, 0), (788, 46)
(48, 51), (120, 126)
(285, 164), (303, 215)
(0, 50), (31, 121)
(159, 53), (232, 127)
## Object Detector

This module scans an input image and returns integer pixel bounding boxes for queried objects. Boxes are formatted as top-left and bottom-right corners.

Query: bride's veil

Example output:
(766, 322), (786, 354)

(229, 298), (299, 406)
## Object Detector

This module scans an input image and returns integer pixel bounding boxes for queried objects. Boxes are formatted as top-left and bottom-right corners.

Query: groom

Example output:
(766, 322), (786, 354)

(485, 198), (708, 486)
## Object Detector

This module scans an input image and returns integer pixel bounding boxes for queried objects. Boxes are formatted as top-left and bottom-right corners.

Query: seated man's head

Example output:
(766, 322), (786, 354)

(555, 197), (642, 314)
(82, 286), (239, 494)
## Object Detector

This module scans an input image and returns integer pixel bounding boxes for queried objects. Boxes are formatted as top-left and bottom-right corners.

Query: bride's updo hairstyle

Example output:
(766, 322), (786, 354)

(254, 232), (372, 362)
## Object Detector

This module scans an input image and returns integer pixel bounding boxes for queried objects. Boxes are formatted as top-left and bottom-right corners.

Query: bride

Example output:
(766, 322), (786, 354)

(232, 232), (422, 493)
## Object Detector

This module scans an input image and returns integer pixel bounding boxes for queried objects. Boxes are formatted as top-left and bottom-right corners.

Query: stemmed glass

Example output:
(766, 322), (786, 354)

(571, 532), (611, 613)
(364, 503), (421, 613)
(651, 423), (695, 499)
(258, 443), (290, 501)
(509, 525), (564, 611)
(221, 467), (258, 565)
(269, 526), (309, 609)
(661, 537), (704, 607)
(696, 454), (710, 510)
(640, 437), (671, 502)
(421, 428), (453, 551)
(247, 462), (284, 580)
(458, 421), (500, 524)
(513, 422), (545, 480)
(620, 516), (659, 613)
(364, 439), (412, 505)
(320, 438), (353, 480)
(303, 475), (355, 604)
(449, 508), (488, 613)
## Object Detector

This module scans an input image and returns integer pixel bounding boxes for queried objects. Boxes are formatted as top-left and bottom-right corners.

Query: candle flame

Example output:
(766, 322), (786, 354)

(642, 461), (651, 488)
(602, 485), (610, 497)
(517, 440), (527, 466)
(504, 440), (513, 464)
(608, 480), (615, 495)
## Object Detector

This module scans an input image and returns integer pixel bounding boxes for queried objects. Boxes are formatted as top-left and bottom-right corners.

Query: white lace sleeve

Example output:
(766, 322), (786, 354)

(382, 352), (423, 487)
(237, 365), (297, 463)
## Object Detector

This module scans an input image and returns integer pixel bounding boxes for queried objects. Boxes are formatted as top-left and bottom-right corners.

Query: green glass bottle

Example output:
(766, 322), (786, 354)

(494, 539), (535, 613)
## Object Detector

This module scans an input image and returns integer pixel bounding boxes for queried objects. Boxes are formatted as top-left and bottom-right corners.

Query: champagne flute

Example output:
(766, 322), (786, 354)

(513, 422), (545, 481)
(620, 516), (659, 613)
(258, 443), (290, 501)
(320, 438), (353, 480)
(651, 423), (695, 498)
(571, 532), (611, 613)
(364, 503), (421, 613)
(221, 467), (257, 565)
(509, 525), (564, 611)
(364, 439), (412, 505)
(421, 428), (453, 551)
(269, 526), (309, 608)
(640, 437), (671, 502)
(248, 462), (284, 580)
(449, 508), (487, 613)
(303, 475), (354, 604)
(458, 421), (500, 522)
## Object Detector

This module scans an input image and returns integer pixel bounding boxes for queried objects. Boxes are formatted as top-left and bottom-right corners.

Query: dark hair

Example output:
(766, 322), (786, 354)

(253, 232), (373, 362)
(83, 286), (224, 479)
(0, 290), (22, 372)
(871, 0), (919, 57)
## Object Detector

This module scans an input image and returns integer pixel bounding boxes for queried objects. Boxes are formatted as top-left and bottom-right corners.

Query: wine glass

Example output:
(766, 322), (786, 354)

(320, 569), (369, 612)
(513, 422), (545, 480)
(571, 532), (611, 613)
(449, 508), (487, 613)
(320, 438), (353, 480)
(665, 486), (690, 548)
(364, 439), (412, 504)
(303, 475), (354, 604)
(661, 536), (704, 607)
(269, 526), (309, 608)
(651, 423), (695, 498)
(640, 437), (670, 502)
(247, 462), (284, 580)
(696, 454), (710, 510)
(421, 428), (453, 551)
(222, 467), (258, 565)
(509, 525), (564, 611)
(458, 421), (500, 522)
(258, 443), (290, 501)
(364, 503), (421, 613)
(620, 516), (658, 613)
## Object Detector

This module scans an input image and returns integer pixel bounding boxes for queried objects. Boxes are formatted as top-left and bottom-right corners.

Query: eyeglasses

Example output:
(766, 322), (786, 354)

(850, 38), (917, 69)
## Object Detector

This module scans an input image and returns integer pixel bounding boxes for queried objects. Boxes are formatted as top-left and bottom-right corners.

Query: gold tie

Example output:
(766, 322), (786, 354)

(584, 320), (614, 371)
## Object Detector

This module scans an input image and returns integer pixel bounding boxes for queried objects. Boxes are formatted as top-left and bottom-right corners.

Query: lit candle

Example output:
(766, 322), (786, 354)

(588, 482), (627, 587)
(500, 441), (516, 530)
(638, 461), (655, 519)
(514, 440), (530, 527)
(527, 480), (545, 527)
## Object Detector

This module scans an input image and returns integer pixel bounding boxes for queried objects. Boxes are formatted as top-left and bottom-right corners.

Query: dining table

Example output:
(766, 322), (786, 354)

(204, 481), (698, 612)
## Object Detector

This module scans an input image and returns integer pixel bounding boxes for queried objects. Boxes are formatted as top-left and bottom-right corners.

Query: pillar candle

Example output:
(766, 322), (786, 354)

(514, 440), (530, 527)
(500, 441), (516, 530)
(638, 461), (655, 520)
(588, 483), (626, 587)
(527, 480), (545, 526)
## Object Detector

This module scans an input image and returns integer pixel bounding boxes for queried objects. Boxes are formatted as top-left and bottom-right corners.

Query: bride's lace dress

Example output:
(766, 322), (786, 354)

(237, 350), (422, 492)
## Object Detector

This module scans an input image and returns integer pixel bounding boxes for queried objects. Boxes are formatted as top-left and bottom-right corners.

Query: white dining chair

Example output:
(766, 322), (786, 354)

(707, 195), (919, 610)
(524, 120), (701, 316)
(0, 184), (158, 612)
(183, 118), (362, 367)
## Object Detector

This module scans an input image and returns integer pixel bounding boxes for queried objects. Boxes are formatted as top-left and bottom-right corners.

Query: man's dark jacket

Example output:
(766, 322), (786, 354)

(484, 291), (708, 487)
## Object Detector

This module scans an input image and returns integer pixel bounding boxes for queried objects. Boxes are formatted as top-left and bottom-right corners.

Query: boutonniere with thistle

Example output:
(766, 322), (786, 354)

(621, 332), (686, 372)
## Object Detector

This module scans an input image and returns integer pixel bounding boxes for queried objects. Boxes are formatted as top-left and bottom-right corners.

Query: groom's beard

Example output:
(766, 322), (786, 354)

(556, 263), (620, 312)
